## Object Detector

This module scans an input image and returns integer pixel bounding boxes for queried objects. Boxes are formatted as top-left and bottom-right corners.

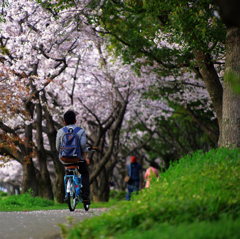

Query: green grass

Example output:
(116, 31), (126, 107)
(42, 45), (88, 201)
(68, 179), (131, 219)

(0, 192), (55, 212)
(114, 215), (240, 239)
(61, 147), (240, 239)
(0, 191), (122, 212)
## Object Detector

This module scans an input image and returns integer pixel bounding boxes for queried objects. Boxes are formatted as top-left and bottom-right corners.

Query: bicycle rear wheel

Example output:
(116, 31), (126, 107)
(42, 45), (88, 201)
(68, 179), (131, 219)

(67, 179), (76, 211)
(84, 203), (90, 211)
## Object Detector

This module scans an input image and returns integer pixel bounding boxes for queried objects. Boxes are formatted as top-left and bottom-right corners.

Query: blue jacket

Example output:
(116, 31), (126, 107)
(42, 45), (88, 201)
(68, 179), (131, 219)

(127, 162), (142, 181)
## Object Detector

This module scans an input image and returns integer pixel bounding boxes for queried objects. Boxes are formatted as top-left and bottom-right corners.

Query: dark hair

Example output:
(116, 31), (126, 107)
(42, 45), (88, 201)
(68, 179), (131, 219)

(64, 110), (76, 125)
(150, 161), (159, 169)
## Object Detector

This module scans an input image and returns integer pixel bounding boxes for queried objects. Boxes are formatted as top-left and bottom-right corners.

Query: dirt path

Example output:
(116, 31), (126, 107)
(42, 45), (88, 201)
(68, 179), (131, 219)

(0, 208), (106, 239)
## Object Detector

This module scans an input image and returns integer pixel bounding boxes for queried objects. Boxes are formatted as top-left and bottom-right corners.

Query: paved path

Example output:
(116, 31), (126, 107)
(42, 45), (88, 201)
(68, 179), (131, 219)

(0, 208), (106, 239)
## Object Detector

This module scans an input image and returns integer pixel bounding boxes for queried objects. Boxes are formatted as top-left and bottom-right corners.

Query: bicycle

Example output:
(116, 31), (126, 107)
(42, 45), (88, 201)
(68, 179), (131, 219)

(64, 146), (97, 212)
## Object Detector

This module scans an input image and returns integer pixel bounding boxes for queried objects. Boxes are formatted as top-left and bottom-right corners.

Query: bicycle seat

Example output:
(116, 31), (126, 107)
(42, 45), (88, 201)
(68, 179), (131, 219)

(65, 165), (79, 170)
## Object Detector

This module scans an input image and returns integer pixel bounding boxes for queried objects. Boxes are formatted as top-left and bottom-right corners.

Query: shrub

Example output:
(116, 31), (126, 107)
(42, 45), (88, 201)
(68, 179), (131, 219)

(0, 191), (7, 197)
(114, 191), (127, 200)
(109, 190), (118, 198)
(0, 191), (54, 209)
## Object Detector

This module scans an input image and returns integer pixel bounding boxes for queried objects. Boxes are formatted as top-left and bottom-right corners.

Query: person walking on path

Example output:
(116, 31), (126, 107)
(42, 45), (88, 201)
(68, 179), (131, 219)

(144, 161), (159, 188)
(126, 156), (142, 201)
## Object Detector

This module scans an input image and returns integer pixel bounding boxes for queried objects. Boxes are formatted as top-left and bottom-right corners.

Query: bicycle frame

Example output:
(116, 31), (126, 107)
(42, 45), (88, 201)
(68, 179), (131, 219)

(64, 170), (82, 202)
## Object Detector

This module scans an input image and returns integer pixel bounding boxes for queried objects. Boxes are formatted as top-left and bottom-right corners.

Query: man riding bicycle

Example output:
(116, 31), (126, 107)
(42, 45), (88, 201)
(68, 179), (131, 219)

(56, 110), (90, 203)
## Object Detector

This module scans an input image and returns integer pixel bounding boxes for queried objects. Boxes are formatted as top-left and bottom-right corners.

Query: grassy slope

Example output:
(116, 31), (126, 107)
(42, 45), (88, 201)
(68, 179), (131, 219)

(63, 148), (240, 239)
(114, 216), (240, 239)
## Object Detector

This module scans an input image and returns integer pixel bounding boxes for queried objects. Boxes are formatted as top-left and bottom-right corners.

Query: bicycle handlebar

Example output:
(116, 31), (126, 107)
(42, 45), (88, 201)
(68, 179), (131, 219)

(86, 146), (98, 151)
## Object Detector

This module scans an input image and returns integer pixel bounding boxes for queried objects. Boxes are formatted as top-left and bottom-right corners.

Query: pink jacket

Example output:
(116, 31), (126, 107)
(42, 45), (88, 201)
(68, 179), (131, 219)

(144, 167), (159, 188)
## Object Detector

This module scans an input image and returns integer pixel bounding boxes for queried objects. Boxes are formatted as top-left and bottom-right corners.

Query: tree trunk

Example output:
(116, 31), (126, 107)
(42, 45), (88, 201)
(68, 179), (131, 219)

(221, 27), (240, 148)
(193, 50), (223, 144)
(22, 102), (38, 196)
(89, 102), (127, 201)
(35, 100), (54, 200)
(119, 167), (126, 191)
(90, 167), (110, 202)
(90, 145), (110, 202)
(53, 159), (65, 203)
(22, 161), (38, 196)
(36, 150), (54, 200)
(41, 92), (65, 203)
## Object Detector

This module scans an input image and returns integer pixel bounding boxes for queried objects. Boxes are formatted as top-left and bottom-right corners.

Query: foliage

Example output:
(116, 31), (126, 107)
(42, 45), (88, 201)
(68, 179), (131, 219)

(93, 0), (222, 158)
(109, 189), (118, 198)
(92, 0), (226, 71)
(114, 191), (127, 200)
(0, 191), (7, 197)
(0, 191), (54, 210)
(109, 190), (127, 200)
(61, 147), (240, 238)
(130, 100), (217, 168)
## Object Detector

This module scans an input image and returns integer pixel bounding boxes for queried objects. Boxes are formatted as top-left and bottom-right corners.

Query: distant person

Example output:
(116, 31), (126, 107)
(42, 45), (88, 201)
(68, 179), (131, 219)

(126, 156), (142, 201)
(144, 161), (159, 188)
(56, 110), (90, 203)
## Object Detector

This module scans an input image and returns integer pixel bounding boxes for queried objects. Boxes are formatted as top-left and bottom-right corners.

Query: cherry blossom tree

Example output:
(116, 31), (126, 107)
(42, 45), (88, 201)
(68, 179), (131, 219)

(0, 0), (77, 200)
(0, 0), (214, 201)
(47, 0), (228, 145)
(0, 0), (156, 201)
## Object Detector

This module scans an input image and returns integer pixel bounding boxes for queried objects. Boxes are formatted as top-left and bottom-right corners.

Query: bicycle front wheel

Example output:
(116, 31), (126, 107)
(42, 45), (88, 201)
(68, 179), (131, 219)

(67, 179), (76, 211)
